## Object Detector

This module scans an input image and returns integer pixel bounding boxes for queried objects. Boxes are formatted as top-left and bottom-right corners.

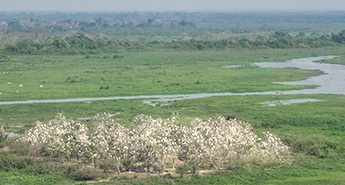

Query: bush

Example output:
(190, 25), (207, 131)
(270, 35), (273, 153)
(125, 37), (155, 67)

(0, 151), (35, 170)
(283, 134), (343, 158)
(18, 114), (92, 161)
(113, 54), (124, 59)
(176, 164), (191, 177)
(66, 165), (97, 181)
(30, 163), (54, 175)
(10, 139), (43, 156)
(17, 113), (291, 174)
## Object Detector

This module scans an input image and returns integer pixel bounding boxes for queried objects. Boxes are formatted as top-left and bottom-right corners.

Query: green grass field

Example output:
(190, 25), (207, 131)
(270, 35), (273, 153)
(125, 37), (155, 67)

(1, 46), (345, 184)
(2, 47), (343, 101)
(1, 46), (344, 127)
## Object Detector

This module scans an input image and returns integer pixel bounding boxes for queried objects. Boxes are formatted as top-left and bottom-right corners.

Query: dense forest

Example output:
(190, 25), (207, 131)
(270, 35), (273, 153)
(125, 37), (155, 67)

(1, 11), (345, 34)
(3, 31), (345, 54)
(1, 11), (345, 54)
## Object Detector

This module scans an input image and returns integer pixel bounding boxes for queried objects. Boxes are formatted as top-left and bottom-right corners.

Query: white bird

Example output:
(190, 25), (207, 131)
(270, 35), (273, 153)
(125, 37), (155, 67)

(19, 84), (23, 87)
(40, 85), (43, 88)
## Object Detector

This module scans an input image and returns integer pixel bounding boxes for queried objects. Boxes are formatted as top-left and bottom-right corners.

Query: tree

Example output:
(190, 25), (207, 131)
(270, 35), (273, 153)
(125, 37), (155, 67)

(52, 38), (70, 49)
(332, 30), (345, 43)
(6, 20), (22, 33)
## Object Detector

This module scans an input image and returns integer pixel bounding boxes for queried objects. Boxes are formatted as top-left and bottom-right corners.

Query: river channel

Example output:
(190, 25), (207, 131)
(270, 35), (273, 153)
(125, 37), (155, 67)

(0, 56), (343, 106)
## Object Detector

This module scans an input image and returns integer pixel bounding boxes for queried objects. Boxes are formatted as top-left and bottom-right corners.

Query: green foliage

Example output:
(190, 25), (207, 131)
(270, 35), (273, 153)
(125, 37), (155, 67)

(0, 55), (11, 62)
(64, 34), (110, 50)
(5, 34), (115, 54)
(6, 20), (22, 33)
(9, 139), (43, 157)
(65, 165), (97, 181)
(0, 151), (35, 170)
(52, 38), (70, 49)
(226, 158), (281, 171)
(176, 164), (191, 178)
(283, 134), (344, 158)
(97, 157), (117, 173)
(0, 168), (72, 185)
(5, 39), (45, 54)
(113, 54), (124, 59)
(0, 55), (20, 62)
(332, 30), (345, 43)
(1, 12), (345, 37)
(2, 30), (342, 55)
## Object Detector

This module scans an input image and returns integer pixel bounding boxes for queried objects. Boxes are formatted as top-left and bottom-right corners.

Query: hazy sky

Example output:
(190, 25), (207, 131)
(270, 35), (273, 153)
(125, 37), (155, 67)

(1, 0), (345, 11)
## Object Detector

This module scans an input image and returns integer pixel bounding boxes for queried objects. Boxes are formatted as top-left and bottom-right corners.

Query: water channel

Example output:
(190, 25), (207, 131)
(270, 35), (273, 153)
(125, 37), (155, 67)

(0, 56), (343, 106)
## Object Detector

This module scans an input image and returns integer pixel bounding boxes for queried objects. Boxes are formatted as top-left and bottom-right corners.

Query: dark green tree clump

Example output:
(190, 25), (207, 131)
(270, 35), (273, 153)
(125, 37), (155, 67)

(332, 30), (345, 43)
(3, 30), (345, 54)
(5, 34), (115, 54)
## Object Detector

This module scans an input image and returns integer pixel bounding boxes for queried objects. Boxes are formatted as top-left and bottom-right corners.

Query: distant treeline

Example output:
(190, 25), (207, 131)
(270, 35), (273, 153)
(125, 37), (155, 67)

(4, 34), (116, 54)
(1, 11), (345, 37)
(2, 11), (345, 54)
(3, 30), (345, 54)
(0, 14), (195, 37)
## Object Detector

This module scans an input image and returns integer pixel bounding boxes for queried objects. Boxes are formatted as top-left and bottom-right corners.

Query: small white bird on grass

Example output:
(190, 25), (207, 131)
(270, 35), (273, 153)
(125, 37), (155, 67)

(40, 85), (43, 88)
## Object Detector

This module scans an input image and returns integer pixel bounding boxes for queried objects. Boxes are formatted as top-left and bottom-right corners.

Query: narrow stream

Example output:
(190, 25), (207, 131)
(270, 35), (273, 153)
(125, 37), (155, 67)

(0, 56), (343, 106)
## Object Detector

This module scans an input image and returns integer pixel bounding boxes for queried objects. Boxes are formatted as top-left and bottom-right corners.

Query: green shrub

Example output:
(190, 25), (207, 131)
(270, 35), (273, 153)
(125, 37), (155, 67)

(10, 141), (43, 156)
(283, 134), (344, 157)
(0, 151), (35, 170)
(30, 163), (55, 175)
(176, 164), (191, 178)
(97, 157), (117, 173)
(113, 54), (124, 59)
(66, 165), (97, 181)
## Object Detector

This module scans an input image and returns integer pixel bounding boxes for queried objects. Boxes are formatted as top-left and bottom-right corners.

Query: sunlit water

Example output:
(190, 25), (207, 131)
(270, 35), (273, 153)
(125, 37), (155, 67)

(0, 56), (343, 106)
(254, 56), (345, 95)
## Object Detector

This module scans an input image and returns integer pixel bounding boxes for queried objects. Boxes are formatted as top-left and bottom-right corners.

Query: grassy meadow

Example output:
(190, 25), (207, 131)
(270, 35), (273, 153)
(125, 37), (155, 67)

(1, 11), (345, 184)
(0, 46), (345, 184)
(0, 46), (345, 128)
